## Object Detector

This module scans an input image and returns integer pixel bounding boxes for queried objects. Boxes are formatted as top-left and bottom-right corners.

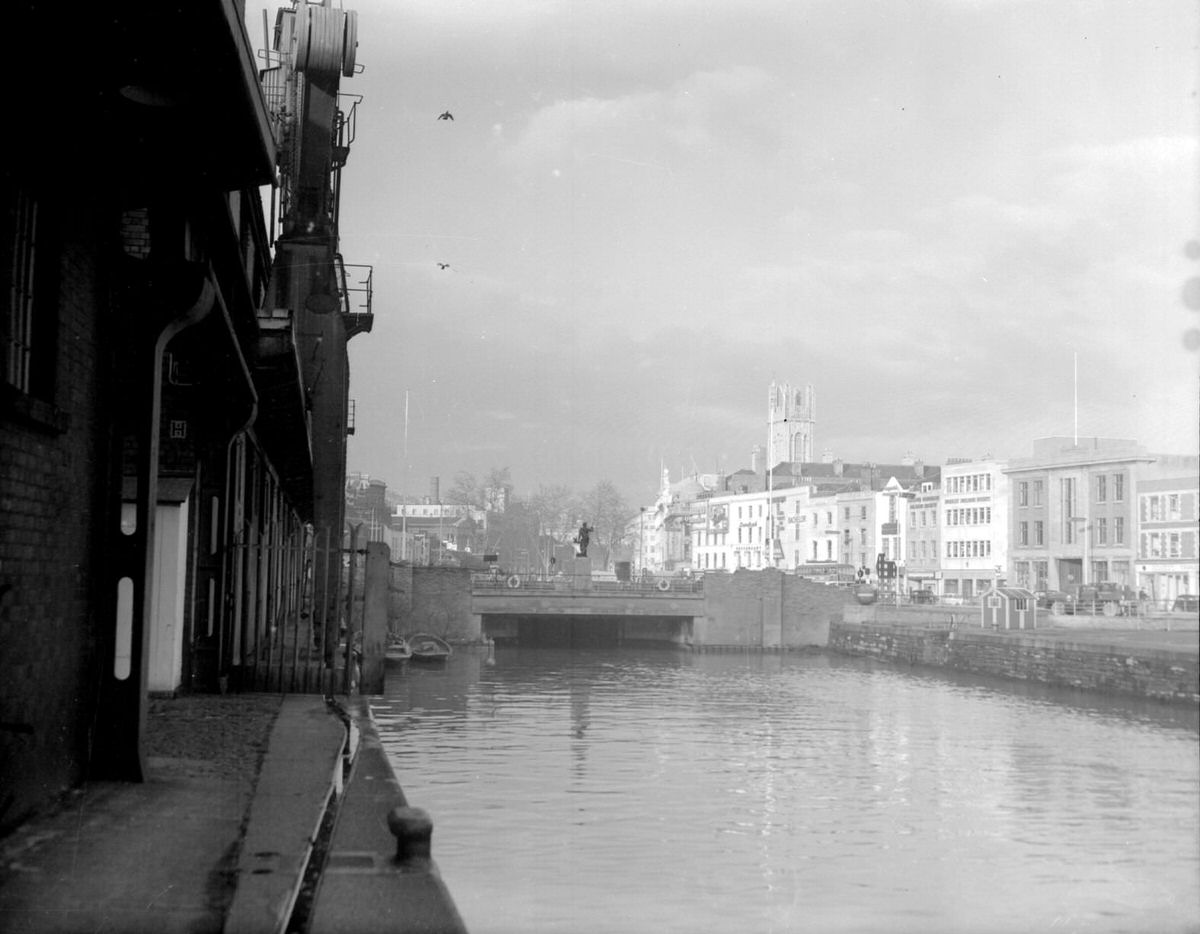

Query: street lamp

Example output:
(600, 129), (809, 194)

(639, 506), (646, 578)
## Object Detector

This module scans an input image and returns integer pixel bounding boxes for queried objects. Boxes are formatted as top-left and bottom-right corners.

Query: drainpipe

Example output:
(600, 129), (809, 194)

(207, 276), (259, 691)
(96, 266), (216, 783)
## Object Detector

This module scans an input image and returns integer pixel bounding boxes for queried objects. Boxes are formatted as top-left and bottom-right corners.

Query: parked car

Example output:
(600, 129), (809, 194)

(1171, 594), (1199, 613)
(1034, 589), (1075, 614)
(908, 589), (937, 604)
(1075, 584), (1140, 617)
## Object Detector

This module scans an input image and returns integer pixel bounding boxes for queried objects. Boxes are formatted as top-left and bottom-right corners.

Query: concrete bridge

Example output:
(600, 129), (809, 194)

(385, 560), (846, 651)
(471, 573), (706, 646)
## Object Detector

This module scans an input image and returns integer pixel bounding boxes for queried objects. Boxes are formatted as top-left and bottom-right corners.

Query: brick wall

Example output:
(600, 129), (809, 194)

(1, 217), (111, 833)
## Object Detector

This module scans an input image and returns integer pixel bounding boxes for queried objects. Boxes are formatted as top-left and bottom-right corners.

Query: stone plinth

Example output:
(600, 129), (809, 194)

(569, 556), (594, 590)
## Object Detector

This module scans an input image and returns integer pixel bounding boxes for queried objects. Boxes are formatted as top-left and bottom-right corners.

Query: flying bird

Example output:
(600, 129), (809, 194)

(437, 111), (454, 121)
(438, 263), (450, 269)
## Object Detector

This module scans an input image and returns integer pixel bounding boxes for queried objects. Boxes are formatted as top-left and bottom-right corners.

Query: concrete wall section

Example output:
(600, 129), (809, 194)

(392, 567), (479, 643)
(700, 570), (845, 649)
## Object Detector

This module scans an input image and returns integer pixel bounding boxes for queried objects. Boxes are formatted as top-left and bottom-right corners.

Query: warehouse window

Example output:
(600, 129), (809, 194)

(2, 184), (59, 409)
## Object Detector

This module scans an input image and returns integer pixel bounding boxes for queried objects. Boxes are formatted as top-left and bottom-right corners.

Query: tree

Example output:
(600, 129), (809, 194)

(529, 484), (576, 542)
(446, 470), (480, 506)
(483, 466), (513, 512)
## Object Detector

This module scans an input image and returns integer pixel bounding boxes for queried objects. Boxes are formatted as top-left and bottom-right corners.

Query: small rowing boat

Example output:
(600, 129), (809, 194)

(408, 632), (452, 664)
(385, 635), (412, 665)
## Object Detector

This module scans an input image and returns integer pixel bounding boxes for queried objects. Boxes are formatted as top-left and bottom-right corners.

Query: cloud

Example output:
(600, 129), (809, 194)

(500, 65), (777, 169)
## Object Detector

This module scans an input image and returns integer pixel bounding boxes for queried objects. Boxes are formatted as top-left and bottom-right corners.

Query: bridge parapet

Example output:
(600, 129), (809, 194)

(472, 573), (701, 597)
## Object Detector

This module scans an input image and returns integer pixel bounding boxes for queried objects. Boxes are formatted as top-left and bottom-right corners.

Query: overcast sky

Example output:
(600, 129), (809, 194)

(248, 0), (1199, 506)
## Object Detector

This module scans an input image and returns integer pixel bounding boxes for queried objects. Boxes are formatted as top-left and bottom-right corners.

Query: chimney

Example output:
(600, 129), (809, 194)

(833, 458), (843, 477)
(751, 445), (764, 474)
(429, 476), (440, 504)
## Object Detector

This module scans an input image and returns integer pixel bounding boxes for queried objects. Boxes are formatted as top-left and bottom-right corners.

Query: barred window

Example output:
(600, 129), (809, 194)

(2, 185), (57, 401)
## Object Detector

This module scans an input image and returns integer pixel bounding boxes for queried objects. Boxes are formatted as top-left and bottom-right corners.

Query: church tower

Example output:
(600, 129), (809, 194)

(768, 381), (815, 465)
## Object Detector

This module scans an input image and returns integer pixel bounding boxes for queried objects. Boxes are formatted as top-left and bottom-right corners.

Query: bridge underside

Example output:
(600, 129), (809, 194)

(482, 614), (695, 648)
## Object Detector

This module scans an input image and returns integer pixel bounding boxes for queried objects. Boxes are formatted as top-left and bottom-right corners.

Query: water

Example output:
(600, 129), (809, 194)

(372, 647), (1200, 934)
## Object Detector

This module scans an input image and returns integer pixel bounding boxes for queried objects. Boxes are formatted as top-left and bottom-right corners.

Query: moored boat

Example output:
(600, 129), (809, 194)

(408, 632), (452, 664)
(385, 635), (412, 665)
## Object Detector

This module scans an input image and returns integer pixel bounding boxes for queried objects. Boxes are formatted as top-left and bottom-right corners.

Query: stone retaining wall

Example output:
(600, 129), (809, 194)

(829, 620), (1199, 705)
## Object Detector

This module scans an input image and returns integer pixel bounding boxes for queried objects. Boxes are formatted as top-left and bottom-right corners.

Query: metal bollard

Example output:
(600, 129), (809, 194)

(387, 806), (433, 864)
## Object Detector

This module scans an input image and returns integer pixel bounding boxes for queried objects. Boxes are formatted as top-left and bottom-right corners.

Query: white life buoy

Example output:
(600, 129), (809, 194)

(506, 575), (521, 589)
(657, 579), (671, 592)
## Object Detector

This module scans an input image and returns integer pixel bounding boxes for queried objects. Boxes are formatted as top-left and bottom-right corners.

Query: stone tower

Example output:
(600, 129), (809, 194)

(768, 381), (815, 465)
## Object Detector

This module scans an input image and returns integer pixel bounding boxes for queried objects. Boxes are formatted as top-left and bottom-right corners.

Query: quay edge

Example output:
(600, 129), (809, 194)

(305, 697), (469, 934)
(827, 609), (1199, 706)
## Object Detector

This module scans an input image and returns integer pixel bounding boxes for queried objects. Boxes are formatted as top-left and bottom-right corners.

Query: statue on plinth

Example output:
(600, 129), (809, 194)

(575, 522), (592, 558)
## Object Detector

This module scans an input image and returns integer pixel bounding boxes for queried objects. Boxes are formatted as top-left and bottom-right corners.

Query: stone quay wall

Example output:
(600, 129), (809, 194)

(829, 618), (1199, 706)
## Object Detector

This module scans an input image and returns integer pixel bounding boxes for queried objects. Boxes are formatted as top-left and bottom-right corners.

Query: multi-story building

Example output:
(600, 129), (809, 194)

(939, 457), (1009, 600)
(692, 486), (805, 573)
(1134, 456), (1199, 604)
(690, 473), (922, 583)
(906, 480), (942, 593)
(1006, 438), (1154, 593)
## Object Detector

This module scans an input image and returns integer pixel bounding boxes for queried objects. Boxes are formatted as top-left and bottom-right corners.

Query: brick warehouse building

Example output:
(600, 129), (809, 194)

(0, 0), (369, 832)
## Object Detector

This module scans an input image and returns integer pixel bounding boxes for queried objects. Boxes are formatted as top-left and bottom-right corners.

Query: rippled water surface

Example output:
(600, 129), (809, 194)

(372, 648), (1200, 934)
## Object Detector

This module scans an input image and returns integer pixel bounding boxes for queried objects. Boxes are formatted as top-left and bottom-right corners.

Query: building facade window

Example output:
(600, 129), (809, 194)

(1095, 517), (1107, 545)
(1019, 521), (1028, 546)
(1033, 480), (1044, 506)
(1018, 481), (1028, 507)
(1034, 521), (1044, 546)
(1113, 474), (1124, 502)
(1115, 516), (1124, 544)
(1096, 475), (1107, 503)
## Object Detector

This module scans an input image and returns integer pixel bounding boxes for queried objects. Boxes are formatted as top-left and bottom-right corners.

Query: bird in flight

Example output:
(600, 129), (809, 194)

(437, 111), (454, 121)
(438, 263), (450, 269)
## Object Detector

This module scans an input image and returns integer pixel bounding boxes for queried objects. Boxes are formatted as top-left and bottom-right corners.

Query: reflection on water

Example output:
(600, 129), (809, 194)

(372, 648), (1200, 934)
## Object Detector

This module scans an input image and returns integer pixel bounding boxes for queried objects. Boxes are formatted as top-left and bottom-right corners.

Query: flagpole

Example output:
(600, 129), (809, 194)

(1073, 352), (1078, 445)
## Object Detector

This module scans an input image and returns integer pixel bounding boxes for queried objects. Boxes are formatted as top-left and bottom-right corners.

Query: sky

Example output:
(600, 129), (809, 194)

(248, 0), (1199, 507)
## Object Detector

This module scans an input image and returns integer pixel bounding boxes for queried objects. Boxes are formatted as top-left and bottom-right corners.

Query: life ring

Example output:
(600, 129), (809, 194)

(657, 579), (671, 592)
(506, 575), (521, 589)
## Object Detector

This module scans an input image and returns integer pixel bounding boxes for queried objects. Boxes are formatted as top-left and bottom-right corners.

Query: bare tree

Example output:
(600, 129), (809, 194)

(483, 466), (513, 512)
(529, 484), (576, 541)
(445, 470), (480, 506)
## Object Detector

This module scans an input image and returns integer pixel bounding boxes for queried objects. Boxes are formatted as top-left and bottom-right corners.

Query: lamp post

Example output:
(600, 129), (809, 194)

(639, 506), (646, 578)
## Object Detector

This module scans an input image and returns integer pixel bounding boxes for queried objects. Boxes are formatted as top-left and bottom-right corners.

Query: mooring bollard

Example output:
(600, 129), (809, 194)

(387, 806), (433, 864)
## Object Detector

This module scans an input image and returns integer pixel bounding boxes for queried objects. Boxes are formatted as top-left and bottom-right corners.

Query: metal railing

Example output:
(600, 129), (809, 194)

(336, 257), (373, 317)
(472, 572), (704, 595)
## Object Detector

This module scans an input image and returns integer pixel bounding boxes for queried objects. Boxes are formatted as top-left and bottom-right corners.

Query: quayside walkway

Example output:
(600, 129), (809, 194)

(0, 695), (465, 934)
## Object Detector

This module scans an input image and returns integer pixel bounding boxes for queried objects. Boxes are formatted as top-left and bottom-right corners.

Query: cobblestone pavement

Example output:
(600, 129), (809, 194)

(0, 694), (290, 934)
(146, 692), (283, 783)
